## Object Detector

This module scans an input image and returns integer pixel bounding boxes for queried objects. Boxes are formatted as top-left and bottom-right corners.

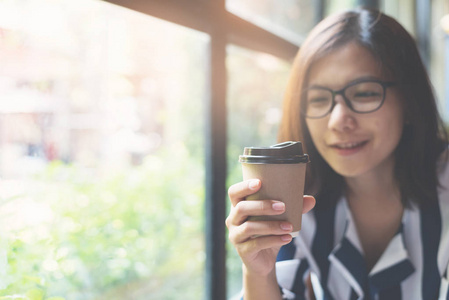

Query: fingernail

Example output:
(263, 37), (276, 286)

(281, 235), (292, 242)
(280, 223), (292, 231)
(248, 179), (260, 190)
(272, 202), (285, 211)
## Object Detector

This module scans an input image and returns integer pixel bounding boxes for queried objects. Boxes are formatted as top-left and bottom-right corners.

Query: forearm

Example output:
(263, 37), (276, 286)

(243, 265), (282, 300)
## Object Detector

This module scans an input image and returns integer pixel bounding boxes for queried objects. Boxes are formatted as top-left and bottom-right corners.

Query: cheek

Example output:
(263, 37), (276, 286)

(305, 120), (329, 156)
(305, 120), (323, 144)
(372, 113), (404, 147)
(371, 96), (404, 141)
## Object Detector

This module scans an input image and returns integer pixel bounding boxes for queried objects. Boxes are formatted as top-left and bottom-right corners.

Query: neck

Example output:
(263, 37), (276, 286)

(344, 158), (402, 208)
(343, 158), (404, 272)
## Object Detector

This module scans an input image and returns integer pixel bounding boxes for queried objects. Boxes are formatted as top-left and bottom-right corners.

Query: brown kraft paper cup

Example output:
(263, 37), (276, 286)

(239, 141), (309, 237)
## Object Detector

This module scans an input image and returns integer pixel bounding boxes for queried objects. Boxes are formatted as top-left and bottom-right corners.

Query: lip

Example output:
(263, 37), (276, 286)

(328, 140), (369, 156)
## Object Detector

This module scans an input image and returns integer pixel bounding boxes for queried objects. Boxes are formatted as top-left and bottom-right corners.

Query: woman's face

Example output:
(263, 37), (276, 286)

(305, 43), (404, 179)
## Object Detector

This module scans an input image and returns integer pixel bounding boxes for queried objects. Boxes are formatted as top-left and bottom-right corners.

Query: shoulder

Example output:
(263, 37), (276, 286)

(436, 149), (449, 276)
(438, 147), (449, 177)
(437, 149), (449, 205)
(436, 149), (449, 233)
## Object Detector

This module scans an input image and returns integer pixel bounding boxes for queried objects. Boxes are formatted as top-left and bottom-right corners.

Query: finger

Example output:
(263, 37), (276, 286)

(237, 234), (292, 257)
(228, 179), (261, 207)
(231, 220), (293, 244)
(231, 200), (285, 225)
(302, 195), (316, 214)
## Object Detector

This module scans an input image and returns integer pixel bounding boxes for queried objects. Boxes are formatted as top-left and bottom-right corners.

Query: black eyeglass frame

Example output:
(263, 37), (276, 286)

(301, 79), (397, 119)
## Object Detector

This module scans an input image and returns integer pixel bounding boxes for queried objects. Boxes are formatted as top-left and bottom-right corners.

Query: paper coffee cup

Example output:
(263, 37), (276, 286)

(239, 141), (309, 237)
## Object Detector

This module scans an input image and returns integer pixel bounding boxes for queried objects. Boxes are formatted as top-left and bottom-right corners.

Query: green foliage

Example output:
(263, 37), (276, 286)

(0, 144), (205, 299)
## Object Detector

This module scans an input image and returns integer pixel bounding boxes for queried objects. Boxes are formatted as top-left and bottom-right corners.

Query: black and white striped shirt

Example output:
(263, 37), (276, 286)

(276, 163), (449, 300)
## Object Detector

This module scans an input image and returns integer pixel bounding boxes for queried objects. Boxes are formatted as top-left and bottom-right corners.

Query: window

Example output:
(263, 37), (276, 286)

(4, 0), (442, 299)
(226, 45), (291, 296)
(429, 0), (449, 120)
(227, 0), (317, 45)
(0, 0), (207, 298)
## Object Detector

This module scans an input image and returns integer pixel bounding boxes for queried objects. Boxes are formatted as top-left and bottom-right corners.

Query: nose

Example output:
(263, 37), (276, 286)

(327, 95), (357, 132)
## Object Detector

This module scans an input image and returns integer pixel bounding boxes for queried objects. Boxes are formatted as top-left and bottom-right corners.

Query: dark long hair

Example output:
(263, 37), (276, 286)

(278, 8), (448, 208)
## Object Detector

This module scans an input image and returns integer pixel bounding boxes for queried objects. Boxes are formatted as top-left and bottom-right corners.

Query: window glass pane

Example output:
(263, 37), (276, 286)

(226, 45), (291, 296)
(382, 0), (415, 34)
(226, 0), (317, 45)
(429, 1), (449, 121)
(325, 0), (356, 16)
(0, 0), (207, 298)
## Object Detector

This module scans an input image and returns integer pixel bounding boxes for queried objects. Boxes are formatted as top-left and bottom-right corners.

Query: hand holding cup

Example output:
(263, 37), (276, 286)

(226, 141), (314, 276)
(226, 179), (315, 276)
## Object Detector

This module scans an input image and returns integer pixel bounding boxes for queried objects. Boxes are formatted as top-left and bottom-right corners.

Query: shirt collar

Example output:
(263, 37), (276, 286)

(328, 198), (415, 297)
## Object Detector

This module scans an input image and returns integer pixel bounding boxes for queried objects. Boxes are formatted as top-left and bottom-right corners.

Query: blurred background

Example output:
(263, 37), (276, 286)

(0, 0), (447, 299)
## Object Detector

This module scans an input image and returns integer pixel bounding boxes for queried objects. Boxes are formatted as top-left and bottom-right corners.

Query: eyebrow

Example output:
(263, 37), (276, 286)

(307, 75), (384, 89)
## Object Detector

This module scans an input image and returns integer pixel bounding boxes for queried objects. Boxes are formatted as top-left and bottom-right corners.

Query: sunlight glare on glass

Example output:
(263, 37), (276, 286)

(226, 0), (315, 45)
(441, 14), (449, 34)
(0, 0), (208, 298)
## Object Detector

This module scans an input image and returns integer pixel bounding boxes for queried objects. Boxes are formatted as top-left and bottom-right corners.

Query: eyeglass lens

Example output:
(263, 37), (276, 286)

(303, 81), (385, 118)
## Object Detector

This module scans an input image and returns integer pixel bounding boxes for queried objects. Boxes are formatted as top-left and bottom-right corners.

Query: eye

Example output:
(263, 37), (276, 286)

(347, 82), (384, 103)
(353, 91), (382, 98)
(308, 96), (329, 104)
(306, 89), (331, 106)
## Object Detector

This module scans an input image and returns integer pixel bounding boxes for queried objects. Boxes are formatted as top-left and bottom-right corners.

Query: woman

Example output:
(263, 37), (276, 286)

(226, 8), (449, 300)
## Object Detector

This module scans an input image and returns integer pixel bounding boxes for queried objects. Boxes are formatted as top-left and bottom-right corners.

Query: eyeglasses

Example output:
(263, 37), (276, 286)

(301, 79), (396, 119)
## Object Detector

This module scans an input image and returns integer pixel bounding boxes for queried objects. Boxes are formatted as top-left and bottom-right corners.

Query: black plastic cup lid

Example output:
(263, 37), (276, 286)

(239, 141), (309, 164)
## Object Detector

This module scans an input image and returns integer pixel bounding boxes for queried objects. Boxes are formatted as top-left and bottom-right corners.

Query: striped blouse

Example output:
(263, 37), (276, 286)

(276, 162), (449, 300)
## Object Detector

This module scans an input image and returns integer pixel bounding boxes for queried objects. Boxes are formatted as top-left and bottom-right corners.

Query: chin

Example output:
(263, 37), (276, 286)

(329, 164), (369, 178)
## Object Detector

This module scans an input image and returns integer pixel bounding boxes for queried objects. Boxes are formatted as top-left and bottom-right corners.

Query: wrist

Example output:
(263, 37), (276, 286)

(243, 264), (281, 300)
(242, 263), (277, 281)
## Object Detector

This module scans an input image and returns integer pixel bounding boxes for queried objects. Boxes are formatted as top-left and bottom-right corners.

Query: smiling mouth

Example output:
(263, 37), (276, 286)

(331, 141), (368, 149)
